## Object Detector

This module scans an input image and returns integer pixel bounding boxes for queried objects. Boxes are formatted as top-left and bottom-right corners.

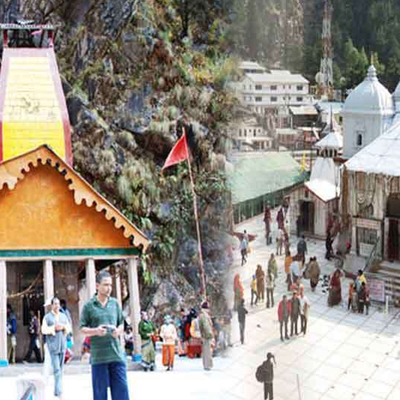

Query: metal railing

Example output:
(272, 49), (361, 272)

(364, 237), (381, 273)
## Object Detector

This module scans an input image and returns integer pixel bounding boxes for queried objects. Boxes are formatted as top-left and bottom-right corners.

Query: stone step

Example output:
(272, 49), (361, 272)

(0, 360), (142, 377)
(376, 269), (400, 279)
(380, 261), (400, 271)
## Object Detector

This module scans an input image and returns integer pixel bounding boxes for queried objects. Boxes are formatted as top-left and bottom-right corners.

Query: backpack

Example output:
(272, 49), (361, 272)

(255, 363), (266, 382)
(190, 318), (201, 339)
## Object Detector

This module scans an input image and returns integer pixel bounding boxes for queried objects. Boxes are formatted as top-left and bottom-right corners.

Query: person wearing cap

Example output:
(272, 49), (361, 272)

(256, 352), (276, 400)
(199, 301), (214, 370)
(42, 297), (71, 399)
(160, 314), (178, 371)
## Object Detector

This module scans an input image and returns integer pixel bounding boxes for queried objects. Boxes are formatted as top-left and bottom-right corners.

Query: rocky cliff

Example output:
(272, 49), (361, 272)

(0, 0), (238, 320)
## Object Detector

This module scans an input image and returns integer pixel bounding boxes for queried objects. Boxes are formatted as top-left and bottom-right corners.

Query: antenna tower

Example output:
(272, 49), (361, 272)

(319, 0), (334, 100)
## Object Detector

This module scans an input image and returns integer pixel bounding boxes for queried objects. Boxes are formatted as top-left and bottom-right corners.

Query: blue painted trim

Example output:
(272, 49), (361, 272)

(0, 247), (140, 258)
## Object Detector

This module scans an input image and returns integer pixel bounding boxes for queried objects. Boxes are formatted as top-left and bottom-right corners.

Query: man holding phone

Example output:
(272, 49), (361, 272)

(80, 271), (129, 400)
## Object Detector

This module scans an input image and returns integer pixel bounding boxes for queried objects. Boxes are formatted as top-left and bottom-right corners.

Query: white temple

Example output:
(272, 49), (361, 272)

(342, 65), (394, 159)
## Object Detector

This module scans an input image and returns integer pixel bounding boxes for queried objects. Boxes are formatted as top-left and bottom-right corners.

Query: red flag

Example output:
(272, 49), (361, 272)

(162, 132), (190, 170)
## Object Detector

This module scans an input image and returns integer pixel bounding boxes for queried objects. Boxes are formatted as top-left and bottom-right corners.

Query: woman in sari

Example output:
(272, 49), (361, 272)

(256, 265), (265, 302)
(233, 274), (244, 311)
(138, 311), (156, 371)
(328, 268), (343, 307)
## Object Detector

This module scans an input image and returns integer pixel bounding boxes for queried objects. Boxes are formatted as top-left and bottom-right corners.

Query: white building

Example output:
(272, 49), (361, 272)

(289, 122), (342, 239)
(233, 118), (273, 152)
(238, 61), (266, 74)
(342, 65), (394, 159)
(237, 70), (313, 115)
(341, 66), (400, 290)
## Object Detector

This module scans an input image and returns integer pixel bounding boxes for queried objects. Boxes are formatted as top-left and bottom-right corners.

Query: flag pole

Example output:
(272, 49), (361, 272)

(184, 131), (207, 299)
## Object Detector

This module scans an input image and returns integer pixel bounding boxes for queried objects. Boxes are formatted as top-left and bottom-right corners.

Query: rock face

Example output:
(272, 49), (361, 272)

(266, 0), (304, 69)
(1, 0), (235, 318)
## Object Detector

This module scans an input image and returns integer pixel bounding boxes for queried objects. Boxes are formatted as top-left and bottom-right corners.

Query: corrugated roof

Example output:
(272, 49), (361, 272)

(246, 72), (309, 84)
(239, 61), (266, 71)
(228, 152), (305, 204)
(289, 106), (318, 115)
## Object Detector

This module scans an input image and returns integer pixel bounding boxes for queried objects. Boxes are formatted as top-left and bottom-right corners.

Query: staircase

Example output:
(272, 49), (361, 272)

(368, 260), (400, 306)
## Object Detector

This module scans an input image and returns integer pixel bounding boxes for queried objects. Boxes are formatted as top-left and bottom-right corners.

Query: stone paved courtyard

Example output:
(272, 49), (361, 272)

(2, 212), (400, 400)
(225, 212), (400, 400)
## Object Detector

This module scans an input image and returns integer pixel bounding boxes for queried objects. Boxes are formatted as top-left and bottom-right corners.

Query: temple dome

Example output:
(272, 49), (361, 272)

(342, 65), (394, 116)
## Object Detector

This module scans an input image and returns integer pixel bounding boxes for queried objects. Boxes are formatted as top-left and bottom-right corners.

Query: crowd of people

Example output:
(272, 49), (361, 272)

(234, 205), (374, 349)
(137, 301), (233, 373)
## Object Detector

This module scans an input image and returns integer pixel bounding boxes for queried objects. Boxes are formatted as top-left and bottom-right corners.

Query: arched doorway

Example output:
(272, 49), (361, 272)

(386, 196), (400, 261)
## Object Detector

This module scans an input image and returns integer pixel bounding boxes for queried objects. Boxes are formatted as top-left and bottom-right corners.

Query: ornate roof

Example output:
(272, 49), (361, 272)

(0, 145), (149, 250)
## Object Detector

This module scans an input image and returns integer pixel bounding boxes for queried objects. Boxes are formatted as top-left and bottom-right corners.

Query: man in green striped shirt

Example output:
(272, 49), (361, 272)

(80, 271), (129, 400)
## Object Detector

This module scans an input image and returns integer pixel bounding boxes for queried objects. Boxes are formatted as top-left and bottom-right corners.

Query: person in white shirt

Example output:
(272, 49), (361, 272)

(160, 315), (178, 371)
(290, 259), (301, 283)
(299, 287), (311, 335)
(42, 297), (71, 399)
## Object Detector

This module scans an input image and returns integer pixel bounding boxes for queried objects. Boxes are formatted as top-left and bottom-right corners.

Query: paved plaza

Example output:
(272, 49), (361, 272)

(2, 212), (400, 400)
(226, 212), (400, 400)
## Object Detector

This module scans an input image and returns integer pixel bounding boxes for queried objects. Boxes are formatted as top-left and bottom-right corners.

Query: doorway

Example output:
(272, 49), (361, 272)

(300, 201), (314, 235)
(388, 219), (400, 261)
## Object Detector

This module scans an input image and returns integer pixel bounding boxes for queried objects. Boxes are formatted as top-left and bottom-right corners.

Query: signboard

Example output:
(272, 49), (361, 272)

(368, 278), (385, 302)
(359, 242), (374, 257)
(354, 218), (381, 230)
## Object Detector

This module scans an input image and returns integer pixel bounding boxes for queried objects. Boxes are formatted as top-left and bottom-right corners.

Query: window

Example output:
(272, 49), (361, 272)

(297, 85), (303, 91)
(358, 227), (377, 245)
(283, 85), (286, 89)
(244, 129), (247, 137)
(296, 96), (303, 102)
(239, 129), (242, 137)
(255, 96), (262, 102)
(271, 96), (277, 102)
(271, 85), (277, 90)
(254, 130), (256, 137)
(289, 85), (292, 89)
(255, 85), (262, 90)
(357, 132), (363, 147)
